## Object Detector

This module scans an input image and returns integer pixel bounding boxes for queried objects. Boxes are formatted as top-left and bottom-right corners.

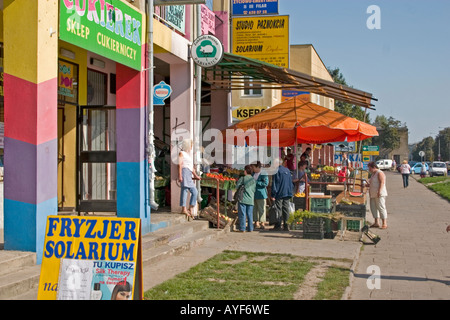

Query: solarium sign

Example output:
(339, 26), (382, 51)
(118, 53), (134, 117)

(60, 0), (143, 71)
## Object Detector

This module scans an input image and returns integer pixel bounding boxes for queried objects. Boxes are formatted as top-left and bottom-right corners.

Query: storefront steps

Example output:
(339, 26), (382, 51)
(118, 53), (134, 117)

(0, 213), (229, 300)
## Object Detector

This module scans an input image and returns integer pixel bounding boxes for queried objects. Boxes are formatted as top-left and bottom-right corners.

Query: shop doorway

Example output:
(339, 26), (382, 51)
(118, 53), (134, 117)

(77, 105), (117, 214)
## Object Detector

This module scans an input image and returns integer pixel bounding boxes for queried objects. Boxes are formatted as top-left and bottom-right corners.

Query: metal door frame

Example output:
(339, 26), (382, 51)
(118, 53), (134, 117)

(77, 105), (117, 215)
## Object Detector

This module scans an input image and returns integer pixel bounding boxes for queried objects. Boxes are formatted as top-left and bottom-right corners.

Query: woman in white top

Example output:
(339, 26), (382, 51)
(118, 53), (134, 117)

(367, 162), (388, 229)
(400, 160), (411, 188)
(178, 139), (201, 220)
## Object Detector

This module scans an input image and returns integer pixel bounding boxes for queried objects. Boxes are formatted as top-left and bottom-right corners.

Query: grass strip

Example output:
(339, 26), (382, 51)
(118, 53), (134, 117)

(145, 251), (352, 300)
(314, 265), (350, 300)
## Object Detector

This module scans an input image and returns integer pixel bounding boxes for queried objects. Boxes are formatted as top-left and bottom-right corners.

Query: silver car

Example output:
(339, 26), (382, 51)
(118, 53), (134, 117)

(429, 161), (448, 177)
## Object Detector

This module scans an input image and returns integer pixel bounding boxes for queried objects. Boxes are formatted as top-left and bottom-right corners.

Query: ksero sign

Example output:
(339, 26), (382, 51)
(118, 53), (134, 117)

(191, 35), (224, 68)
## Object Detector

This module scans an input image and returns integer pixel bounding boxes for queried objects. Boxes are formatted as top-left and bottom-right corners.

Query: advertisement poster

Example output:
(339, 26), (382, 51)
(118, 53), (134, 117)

(38, 216), (142, 300)
(57, 259), (135, 300)
(232, 15), (289, 68)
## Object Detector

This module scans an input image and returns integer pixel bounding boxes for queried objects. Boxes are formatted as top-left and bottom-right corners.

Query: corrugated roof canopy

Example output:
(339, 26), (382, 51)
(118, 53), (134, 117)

(202, 53), (377, 109)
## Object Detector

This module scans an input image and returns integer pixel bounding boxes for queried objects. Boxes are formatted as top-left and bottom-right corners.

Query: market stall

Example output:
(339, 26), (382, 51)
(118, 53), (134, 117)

(222, 95), (378, 238)
(199, 168), (242, 229)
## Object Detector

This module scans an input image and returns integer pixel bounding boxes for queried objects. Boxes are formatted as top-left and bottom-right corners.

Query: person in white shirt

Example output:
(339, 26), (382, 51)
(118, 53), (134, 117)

(178, 139), (201, 220)
(367, 162), (388, 229)
(400, 160), (411, 188)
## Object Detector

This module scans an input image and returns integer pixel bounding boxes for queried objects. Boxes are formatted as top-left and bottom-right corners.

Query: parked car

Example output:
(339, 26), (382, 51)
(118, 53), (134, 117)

(410, 162), (429, 175)
(376, 159), (393, 170)
(428, 161), (448, 177)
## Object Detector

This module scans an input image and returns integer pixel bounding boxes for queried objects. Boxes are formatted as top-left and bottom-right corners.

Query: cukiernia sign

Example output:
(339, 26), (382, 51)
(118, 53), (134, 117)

(59, 0), (144, 71)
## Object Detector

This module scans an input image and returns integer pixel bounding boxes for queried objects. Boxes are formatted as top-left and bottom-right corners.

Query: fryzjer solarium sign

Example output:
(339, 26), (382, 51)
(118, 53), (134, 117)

(59, 0), (144, 71)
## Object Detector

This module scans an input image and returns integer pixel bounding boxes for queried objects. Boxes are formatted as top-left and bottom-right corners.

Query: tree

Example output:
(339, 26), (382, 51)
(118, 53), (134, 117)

(412, 137), (435, 162)
(432, 127), (450, 162)
(327, 67), (371, 124)
(371, 115), (403, 156)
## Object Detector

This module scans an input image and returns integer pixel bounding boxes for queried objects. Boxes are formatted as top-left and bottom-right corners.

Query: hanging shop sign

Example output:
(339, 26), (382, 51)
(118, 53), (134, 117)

(232, 106), (268, 122)
(153, 81), (173, 105)
(191, 34), (224, 68)
(165, 5), (186, 34)
(232, 0), (279, 16)
(59, 0), (144, 71)
(232, 15), (289, 68)
(37, 216), (143, 300)
(201, 4), (216, 35)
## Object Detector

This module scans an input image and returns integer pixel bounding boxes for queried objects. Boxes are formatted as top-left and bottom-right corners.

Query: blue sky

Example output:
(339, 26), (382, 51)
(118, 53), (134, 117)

(278, 0), (450, 144)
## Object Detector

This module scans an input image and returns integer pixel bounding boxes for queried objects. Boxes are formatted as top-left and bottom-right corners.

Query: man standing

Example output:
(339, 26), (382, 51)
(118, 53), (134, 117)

(271, 159), (294, 231)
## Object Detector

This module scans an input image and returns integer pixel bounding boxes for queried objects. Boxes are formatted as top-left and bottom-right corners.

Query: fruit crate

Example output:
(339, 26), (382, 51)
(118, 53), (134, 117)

(303, 217), (325, 240)
(293, 197), (306, 211)
(336, 204), (366, 218)
(310, 197), (332, 212)
(338, 218), (365, 231)
(346, 219), (364, 231)
(290, 221), (303, 231)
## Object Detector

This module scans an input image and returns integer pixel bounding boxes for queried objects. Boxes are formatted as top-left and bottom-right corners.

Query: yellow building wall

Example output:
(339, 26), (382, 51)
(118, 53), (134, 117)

(57, 42), (88, 209)
(290, 45), (335, 110)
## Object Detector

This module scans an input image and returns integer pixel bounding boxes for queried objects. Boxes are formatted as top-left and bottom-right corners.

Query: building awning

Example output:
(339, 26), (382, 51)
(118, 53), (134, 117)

(202, 53), (377, 109)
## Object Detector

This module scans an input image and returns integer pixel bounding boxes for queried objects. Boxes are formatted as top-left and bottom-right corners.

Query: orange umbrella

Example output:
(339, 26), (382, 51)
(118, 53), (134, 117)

(224, 95), (378, 147)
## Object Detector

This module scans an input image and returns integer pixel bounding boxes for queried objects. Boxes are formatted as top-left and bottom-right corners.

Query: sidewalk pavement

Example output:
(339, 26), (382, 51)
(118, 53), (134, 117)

(349, 171), (450, 300)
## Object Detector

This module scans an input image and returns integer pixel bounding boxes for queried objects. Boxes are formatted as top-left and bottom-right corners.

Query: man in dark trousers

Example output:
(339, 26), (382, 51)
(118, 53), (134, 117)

(270, 159), (294, 231)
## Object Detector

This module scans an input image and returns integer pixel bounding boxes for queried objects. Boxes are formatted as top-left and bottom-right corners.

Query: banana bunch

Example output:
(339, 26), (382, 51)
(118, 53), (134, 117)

(294, 192), (306, 198)
(340, 198), (353, 205)
(311, 173), (321, 180)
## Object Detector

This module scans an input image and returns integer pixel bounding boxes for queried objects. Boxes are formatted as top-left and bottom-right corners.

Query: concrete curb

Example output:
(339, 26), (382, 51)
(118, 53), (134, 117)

(342, 242), (362, 300)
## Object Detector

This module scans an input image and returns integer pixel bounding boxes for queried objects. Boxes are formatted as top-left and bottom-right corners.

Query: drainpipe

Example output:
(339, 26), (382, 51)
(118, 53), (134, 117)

(195, 4), (202, 203)
(147, 0), (159, 210)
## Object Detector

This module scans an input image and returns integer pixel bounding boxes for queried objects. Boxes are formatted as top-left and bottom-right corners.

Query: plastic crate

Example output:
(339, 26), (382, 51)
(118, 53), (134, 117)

(310, 197), (332, 212)
(336, 204), (366, 218)
(293, 197), (306, 210)
(346, 219), (363, 231)
(290, 222), (303, 230)
(338, 218), (365, 231)
(303, 217), (325, 232)
(303, 219), (325, 239)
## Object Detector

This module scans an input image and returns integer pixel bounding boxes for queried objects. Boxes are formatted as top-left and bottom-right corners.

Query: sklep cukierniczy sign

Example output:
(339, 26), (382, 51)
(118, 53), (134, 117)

(59, 0), (144, 71)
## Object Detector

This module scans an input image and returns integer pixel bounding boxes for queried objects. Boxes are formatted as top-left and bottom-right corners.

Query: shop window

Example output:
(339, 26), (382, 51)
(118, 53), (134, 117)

(58, 59), (79, 106)
(87, 69), (107, 105)
(243, 77), (262, 97)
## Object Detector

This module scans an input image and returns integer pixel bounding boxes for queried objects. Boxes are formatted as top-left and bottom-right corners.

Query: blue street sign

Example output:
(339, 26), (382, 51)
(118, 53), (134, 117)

(233, 0), (279, 16)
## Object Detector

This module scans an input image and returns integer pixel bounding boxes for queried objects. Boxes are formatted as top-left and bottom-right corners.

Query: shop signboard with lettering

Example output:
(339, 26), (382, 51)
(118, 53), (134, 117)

(232, 15), (289, 68)
(59, 0), (144, 71)
(232, 106), (268, 122)
(201, 4), (216, 35)
(232, 0), (279, 16)
(165, 5), (186, 34)
(37, 216), (143, 300)
(281, 90), (309, 102)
